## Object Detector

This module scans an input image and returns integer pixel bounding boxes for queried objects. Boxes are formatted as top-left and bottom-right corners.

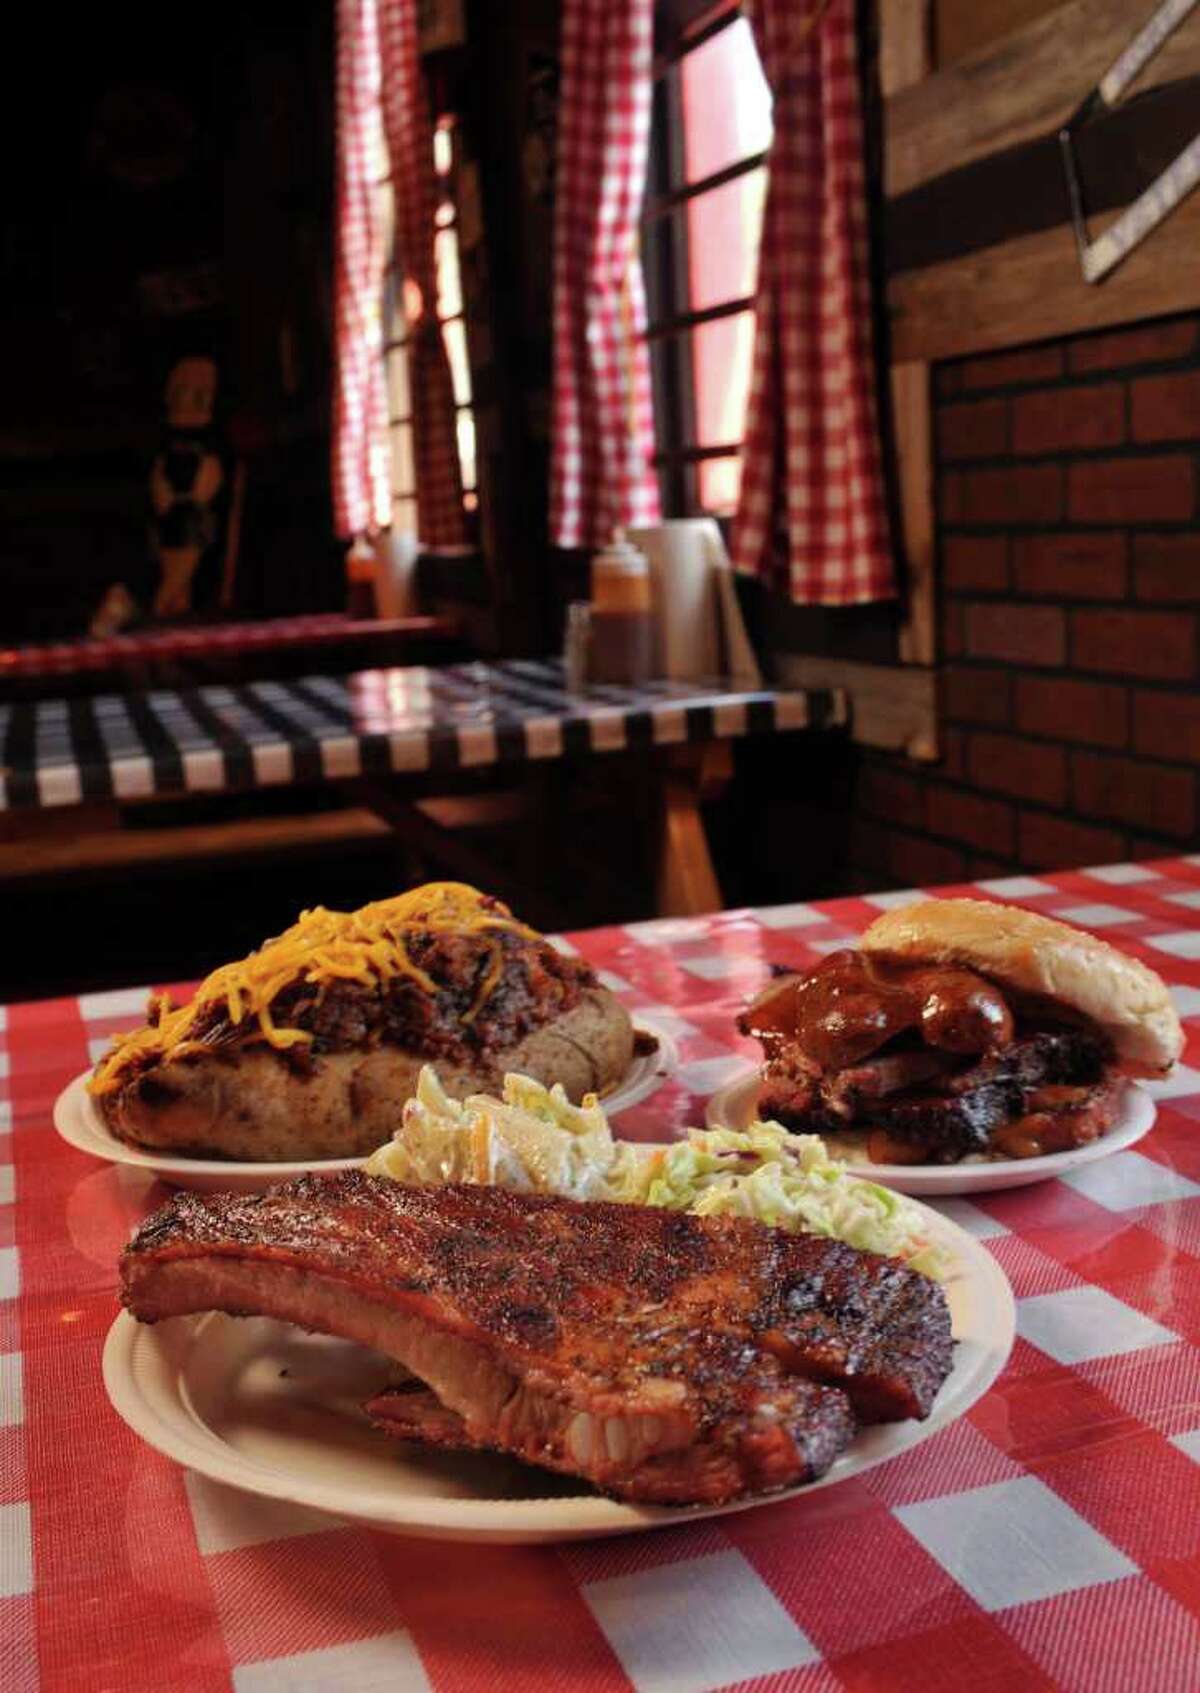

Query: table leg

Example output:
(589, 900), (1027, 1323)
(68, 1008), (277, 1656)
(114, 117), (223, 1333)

(655, 742), (733, 917)
(355, 779), (558, 924)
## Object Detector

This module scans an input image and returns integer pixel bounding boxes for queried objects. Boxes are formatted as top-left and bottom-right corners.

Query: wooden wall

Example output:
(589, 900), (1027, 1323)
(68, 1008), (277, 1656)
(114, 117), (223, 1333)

(0, 0), (341, 642)
(935, 0), (1061, 67)
(887, 0), (1200, 360)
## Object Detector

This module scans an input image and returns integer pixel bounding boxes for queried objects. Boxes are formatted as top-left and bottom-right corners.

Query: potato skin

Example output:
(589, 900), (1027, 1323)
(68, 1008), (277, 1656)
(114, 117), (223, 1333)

(98, 987), (635, 1161)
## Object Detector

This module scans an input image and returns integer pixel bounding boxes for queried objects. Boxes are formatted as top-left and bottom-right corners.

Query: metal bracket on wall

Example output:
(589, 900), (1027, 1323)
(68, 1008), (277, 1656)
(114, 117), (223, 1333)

(1060, 0), (1200, 283)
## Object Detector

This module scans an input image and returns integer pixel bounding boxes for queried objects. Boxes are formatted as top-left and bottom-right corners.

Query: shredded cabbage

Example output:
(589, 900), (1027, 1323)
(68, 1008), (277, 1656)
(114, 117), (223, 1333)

(365, 1066), (649, 1201)
(365, 1068), (952, 1279)
(641, 1124), (950, 1278)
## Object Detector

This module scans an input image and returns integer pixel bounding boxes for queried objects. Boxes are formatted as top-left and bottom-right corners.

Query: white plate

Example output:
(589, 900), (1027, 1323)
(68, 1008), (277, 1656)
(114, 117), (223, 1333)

(705, 1066), (1156, 1195)
(102, 1197), (1013, 1544)
(54, 1017), (678, 1195)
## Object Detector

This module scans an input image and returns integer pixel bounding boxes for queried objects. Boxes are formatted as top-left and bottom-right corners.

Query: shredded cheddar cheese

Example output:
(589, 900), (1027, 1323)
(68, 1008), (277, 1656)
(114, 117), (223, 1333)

(89, 882), (538, 1095)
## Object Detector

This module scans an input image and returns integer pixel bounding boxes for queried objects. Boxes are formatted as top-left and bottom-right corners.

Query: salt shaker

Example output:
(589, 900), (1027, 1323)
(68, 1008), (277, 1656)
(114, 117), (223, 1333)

(563, 601), (591, 692)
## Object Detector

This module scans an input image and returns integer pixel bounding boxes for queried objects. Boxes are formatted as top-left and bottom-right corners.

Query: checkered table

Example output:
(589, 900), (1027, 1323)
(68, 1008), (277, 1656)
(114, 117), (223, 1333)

(0, 660), (843, 810)
(4, 861), (1200, 1691)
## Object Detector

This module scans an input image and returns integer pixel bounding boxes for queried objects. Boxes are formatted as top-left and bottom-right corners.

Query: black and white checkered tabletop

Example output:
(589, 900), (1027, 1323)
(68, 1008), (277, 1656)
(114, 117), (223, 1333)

(0, 660), (847, 809)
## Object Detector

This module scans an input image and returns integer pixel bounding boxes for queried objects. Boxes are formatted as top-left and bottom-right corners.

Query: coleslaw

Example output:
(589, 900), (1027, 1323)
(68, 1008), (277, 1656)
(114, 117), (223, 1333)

(365, 1068), (952, 1279)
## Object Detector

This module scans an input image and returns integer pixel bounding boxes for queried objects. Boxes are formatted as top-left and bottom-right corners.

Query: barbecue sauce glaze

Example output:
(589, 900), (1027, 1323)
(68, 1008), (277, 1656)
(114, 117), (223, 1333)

(740, 951), (1114, 1162)
(741, 951), (1013, 1070)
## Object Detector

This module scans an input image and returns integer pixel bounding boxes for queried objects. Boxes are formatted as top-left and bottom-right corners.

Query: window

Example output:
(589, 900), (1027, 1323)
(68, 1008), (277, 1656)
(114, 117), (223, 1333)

(644, 6), (772, 519)
(380, 115), (477, 538)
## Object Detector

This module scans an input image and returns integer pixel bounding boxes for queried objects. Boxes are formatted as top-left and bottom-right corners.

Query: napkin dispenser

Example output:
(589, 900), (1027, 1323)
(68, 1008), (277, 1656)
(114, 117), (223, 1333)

(627, 519), (762, 686)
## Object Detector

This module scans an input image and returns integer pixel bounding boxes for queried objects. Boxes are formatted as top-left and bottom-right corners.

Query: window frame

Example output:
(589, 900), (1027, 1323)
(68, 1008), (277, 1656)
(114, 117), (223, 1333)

(643, 2), (768, 520)
(379, 114), (478, 539)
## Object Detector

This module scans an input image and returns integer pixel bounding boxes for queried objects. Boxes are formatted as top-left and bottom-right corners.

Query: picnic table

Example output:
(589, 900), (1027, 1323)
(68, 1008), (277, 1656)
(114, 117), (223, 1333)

(0, 660), (845, 917)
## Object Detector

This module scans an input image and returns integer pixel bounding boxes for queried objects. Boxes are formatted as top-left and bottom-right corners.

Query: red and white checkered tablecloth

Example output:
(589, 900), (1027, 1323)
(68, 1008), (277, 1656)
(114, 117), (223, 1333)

(5, 862), (1200, 1691)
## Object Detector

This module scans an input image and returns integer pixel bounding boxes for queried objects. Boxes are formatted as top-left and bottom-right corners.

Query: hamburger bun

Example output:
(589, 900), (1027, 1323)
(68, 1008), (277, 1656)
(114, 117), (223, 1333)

(860, 898), (1181, 1075)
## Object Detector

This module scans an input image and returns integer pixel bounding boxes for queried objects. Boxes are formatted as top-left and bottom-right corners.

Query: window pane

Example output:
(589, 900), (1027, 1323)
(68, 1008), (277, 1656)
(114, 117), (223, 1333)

(385, 269), (409, 344)
(376, 181), (395, 260)
(442, 318), (472, 406)
(681, 18), (772, 185)
(698, 455), (741, 516)
(393, 495), (418, 537)
(402, 276), (426, 328)
(390, 421), (415, 496)
(370, 437), (392, 530)
(435, 227), (463, 319)
(686, 168), (765, 311)
(433, 124), (453, 177)
(387, 347), (411, 421)
(690, 309), (755, 445)
(456, 409), (477, 490)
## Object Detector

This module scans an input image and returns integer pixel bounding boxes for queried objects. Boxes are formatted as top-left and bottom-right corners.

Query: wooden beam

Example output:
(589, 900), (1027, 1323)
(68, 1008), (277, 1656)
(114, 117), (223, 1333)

(887, 75), (1200, 276)
(892, 361), (936, 665)
(774, 656), (937, 761)
(889, 190), (1200, 362)
(887, 0), (1200, 197)
(881, 1), (937, 672)
(880, 0), (932, 92)
(935, 0), (1060, 70)
(656, 745), (730, 917)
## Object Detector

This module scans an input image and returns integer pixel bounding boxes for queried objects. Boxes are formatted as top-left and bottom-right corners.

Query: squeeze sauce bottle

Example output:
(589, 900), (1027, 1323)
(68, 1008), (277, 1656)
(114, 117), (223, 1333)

(588, 531), (654, 686)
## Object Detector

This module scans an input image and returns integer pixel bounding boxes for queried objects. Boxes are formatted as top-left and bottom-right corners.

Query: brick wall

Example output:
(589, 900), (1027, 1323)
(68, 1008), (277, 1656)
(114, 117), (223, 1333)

(850, 313), (1200, 887)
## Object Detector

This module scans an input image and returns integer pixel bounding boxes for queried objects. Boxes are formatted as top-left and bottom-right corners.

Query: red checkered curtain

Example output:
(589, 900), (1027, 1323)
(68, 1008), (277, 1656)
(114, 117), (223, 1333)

(549, 0), (661, 549)
(332, 0), (465, 544)
(333, 0), (389, 538)
(731, 0), (896, 603)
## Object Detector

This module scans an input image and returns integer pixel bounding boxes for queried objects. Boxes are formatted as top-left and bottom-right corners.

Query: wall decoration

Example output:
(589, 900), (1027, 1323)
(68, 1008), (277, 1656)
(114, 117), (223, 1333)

(149, 356), (237, 616)
(1060, 0), (1200, 284)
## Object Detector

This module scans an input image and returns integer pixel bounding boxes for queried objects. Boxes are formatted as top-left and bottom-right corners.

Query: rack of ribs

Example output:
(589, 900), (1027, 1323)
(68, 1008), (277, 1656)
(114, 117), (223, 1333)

(120, 1171), (954, 1506)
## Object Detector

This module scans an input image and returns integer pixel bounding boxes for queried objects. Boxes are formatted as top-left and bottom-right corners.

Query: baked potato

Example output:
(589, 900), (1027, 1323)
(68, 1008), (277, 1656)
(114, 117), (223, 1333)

(90, 883), (635, 1160)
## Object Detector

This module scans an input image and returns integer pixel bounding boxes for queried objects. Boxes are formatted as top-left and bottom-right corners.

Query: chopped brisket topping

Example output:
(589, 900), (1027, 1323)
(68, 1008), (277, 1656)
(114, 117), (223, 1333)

(186, 929), (597, 1065)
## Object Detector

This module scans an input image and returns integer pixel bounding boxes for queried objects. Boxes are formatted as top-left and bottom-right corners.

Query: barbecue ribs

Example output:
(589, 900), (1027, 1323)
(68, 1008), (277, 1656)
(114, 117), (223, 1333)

(120, 1172), (954, 1505)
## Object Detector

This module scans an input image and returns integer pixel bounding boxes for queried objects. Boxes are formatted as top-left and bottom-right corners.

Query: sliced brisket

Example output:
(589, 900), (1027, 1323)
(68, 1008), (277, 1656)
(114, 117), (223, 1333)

(874, 1030), (1113, 1161)
(747, 951), (1118, 1162)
